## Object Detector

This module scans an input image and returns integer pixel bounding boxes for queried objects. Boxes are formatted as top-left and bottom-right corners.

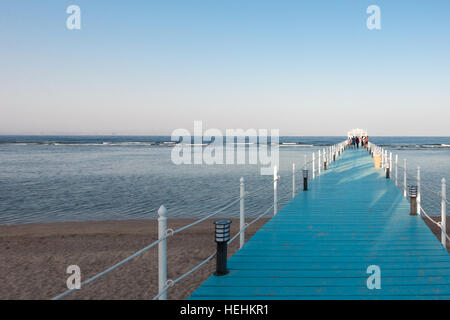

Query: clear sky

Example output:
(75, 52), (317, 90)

(1, 1), (449, 136)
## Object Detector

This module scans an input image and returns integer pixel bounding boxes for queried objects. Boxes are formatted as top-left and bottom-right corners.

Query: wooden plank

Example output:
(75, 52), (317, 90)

(189, 149), (449, 300)
(201, 276), (450, 287)
(207, 268), (450, 278)
(226, 262), (450, 270)
(190, 295), (450, 300)
(190, 285), (450, 297)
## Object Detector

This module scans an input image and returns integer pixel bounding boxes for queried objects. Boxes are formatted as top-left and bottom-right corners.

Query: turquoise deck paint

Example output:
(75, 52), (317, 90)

(190, 149), (450, 300)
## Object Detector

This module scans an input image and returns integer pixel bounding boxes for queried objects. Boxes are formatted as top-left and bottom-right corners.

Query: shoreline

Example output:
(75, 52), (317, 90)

(0, 218), (269, 300)
(1, 215), (448, 300)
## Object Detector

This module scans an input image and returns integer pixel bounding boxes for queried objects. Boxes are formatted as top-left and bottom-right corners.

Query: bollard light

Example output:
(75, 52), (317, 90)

(302, 169), (309, 179)
(409, 185), (418, 198)
(409, 185), (418, 216)
(214, 220), (232, 275)
(214, 219), (231, 243)
(385, 163), (390, 179)
(303, 169), (309, 191)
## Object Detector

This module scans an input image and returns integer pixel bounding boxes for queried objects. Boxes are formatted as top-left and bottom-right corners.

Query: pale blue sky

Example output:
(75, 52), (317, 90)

(1, 1), (449, 135)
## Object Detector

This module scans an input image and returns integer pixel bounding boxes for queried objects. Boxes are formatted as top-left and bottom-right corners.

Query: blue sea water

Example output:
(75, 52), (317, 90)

(0, 136), (449, 225)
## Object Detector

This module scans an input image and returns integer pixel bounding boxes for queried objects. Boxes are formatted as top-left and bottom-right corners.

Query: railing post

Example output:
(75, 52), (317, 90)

(292, 163), (295, 199)
(385, 150), (388, 170)
(318, 150), (321, 176)
(442, 178), (447, 249)
(389, 152), (392, 174)
(274, 166), (278, 215)
(240, 177), (245, 249)
(385, 151), (387, 168)
(395, 155), (398, 186)
(417, 167), (421, 216)
(312, 152), (315, 180)
(158, 205), (168, 300)
(403, 159), (407, 197)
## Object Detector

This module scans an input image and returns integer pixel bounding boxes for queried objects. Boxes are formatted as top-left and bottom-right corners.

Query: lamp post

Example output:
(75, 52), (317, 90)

(303, 169), (309, 191)
(409, 186), (418, 216)
(214, 220), (232, 276)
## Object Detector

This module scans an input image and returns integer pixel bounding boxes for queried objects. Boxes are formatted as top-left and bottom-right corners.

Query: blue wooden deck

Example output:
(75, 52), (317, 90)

(189, 149), (450, 300)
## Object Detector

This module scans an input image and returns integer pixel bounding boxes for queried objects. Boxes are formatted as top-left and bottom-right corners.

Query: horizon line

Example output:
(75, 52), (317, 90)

(0, 133), (449, 137)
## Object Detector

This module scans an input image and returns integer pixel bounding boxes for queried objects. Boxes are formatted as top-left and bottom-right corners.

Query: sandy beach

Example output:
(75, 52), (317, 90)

(1, 215), (448, 300)
(0, 218), (269, 300)
(423, 216), (450, 250)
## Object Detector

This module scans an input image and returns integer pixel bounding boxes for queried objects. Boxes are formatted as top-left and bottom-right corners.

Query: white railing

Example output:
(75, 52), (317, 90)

(368, 142), (449, 251)
(51, 178), (275, 300)
(305, 140), (348, 182)
(51, 141), (347, 300)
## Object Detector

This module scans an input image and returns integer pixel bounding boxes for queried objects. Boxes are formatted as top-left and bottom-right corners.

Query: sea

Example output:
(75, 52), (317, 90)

(0, 136), (449, 225)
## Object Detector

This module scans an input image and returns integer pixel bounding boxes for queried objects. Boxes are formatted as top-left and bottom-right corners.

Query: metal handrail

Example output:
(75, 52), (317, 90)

(51, 141), (354, 300)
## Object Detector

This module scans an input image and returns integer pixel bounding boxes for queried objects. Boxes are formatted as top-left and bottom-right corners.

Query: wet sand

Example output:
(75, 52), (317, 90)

(0, 218), (269, 300)
(422, 216), (450, 250)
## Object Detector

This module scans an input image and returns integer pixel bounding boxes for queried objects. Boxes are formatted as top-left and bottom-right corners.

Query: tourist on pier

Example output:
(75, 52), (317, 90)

(362, 136), (368, 148)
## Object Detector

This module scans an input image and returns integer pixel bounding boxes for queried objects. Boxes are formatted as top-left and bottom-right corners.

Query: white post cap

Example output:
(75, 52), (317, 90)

(158, 205), (168, 218)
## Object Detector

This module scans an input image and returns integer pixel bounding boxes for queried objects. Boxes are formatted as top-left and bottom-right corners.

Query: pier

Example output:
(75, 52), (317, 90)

(190, 148), (450, 299)
(51, 139), (449, 300)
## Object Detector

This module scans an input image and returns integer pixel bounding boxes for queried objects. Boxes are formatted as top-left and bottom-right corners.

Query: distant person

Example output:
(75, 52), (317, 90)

(355, 137), (360, 149)
(351, 136), (356, 149)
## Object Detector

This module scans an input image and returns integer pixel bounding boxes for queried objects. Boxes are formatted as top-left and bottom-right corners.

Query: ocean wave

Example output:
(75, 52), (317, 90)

(1, 139), (449, 149)
(231, 142), (255, 145)
(280, 143), (314, 147)
(378, 144), (450, 149)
